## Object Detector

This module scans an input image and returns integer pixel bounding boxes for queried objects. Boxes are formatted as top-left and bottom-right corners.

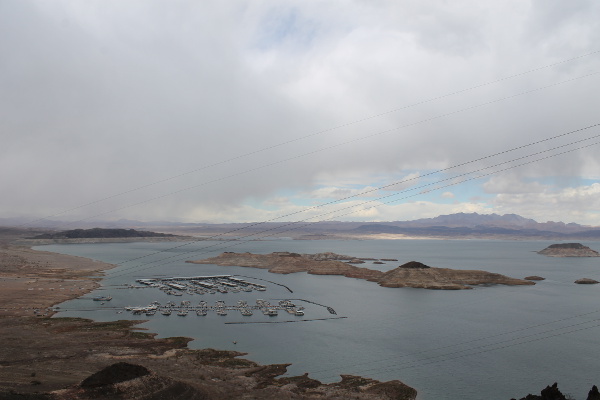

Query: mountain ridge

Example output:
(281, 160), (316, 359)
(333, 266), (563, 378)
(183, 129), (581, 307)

(2, 212), (599, 240)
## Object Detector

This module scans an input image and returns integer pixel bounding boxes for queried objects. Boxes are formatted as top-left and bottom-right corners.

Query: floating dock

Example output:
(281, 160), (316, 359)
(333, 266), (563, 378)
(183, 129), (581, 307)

(122, 299), (306, 317)
(134, 275), (267, 296)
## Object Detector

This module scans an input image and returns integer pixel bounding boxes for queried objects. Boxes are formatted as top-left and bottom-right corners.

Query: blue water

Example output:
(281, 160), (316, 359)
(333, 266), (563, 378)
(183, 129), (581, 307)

(38, 239), (600, 400)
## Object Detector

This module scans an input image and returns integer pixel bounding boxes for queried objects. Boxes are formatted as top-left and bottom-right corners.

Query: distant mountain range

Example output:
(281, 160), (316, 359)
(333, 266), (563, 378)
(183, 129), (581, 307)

(372, 212), (591, 233)
(31, 228), (175, 239)
(2, 212), (599, 240)
(347, 213), (600, 239)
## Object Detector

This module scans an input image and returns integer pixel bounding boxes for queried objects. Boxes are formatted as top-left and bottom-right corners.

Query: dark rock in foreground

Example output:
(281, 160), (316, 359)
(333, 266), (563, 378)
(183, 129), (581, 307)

(537, 243), (600, 257)
(588, 385), (600, 400)
(80, 362), (151, 388)
(511, 382), (567, 400)
(56, 362), (209, 400)
(511, 383), (600, 400)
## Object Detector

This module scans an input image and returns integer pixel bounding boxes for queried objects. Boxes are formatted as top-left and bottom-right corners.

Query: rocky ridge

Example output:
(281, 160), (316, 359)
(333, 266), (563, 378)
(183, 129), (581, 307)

(188, 252), (534, 290)
(31, 228), (175, 240)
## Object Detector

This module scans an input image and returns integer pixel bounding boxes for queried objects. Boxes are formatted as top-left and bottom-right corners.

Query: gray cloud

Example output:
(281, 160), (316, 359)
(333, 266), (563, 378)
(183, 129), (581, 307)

(1, 1), (599, 224)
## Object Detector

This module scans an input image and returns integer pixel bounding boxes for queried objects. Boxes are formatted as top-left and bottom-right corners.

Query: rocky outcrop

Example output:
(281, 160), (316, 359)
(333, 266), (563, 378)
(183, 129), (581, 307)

(525, 276), (545, 281)
(588, 385), (600, 400)
(537, 243), (600, 257)
(510, 382), (567, 400)
(188, 252), (534, 290)
(511, 382), (600, 400)
(55, 362), (210, 400)
(80, 362), (151, 388)
(575, 278), (599, 284)
(48, 361), (417, 400)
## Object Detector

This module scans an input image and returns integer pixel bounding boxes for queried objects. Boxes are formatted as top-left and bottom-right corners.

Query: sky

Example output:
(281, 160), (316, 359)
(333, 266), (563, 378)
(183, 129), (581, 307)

(1, 0), (600, 227)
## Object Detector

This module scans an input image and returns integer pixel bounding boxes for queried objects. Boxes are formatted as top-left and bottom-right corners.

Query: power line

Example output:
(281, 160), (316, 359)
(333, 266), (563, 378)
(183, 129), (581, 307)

(110, 135), (600, 277)
(104, 128), (600, 279)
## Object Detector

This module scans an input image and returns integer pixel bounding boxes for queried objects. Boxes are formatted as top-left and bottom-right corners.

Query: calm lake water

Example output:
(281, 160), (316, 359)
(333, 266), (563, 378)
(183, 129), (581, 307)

(38, 239), (600, 400)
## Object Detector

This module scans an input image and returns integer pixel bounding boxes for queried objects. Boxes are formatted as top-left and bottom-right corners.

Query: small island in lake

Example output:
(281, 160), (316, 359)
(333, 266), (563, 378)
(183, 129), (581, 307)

(574, 278), (599, 284)
(187, 252), (534, 290)
(537, 243), (600, 257)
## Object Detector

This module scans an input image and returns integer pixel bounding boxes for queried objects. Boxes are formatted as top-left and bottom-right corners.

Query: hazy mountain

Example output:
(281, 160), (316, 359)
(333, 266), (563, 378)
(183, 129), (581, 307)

(385, 212), (591, 233)
(2, 212), (598, 240)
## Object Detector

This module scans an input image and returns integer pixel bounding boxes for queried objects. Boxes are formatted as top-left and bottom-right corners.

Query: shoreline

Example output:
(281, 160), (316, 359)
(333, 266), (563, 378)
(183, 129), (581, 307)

(0, 244), (117, 317)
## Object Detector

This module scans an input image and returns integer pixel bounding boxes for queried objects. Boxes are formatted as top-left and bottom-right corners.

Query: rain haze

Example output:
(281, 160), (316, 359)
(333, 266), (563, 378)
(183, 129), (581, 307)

(1, 0), (600, 226)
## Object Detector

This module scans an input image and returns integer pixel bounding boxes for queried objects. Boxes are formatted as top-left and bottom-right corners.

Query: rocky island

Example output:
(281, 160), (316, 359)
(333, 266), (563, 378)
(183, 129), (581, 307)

(574, 278), (599, 284)
(537, 243), (600, 257)
(187, 252), (534, 290)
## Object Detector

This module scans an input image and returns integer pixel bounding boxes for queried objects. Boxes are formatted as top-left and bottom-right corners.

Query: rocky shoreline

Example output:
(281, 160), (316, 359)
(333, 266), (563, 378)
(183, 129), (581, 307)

(188, 251), (535, 290)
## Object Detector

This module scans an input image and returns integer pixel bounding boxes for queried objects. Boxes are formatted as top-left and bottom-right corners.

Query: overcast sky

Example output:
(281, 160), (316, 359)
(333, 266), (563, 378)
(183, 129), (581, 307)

(1, 0), (600, 227)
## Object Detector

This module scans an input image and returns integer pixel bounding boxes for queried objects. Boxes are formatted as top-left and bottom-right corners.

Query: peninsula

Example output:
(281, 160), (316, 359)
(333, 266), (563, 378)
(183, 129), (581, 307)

(537, 243), (600, 257)
(187, 252), (534, 290)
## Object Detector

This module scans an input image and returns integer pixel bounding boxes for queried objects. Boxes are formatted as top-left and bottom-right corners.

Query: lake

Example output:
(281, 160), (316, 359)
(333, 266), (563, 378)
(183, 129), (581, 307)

(38, 239), (600, 400)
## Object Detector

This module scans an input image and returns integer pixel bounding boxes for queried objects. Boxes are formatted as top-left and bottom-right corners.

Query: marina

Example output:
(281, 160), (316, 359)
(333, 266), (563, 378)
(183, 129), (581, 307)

(134, 275), (267, 296)
(122, 299), (306, 318)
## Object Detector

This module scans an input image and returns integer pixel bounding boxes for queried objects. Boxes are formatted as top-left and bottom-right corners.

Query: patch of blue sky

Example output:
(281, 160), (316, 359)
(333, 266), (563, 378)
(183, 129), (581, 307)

(252, 7), (317, 51)
(373, 170), (491, 205)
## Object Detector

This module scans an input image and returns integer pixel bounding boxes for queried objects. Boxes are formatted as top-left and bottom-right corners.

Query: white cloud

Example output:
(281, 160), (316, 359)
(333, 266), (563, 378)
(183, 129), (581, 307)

(492, 182), (600, 225)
